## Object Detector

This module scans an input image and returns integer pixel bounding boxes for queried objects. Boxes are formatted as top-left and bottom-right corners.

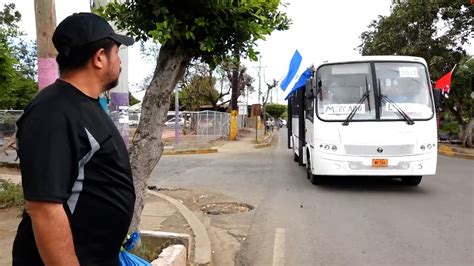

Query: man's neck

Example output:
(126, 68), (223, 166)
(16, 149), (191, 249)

(60, 72), (102, 99)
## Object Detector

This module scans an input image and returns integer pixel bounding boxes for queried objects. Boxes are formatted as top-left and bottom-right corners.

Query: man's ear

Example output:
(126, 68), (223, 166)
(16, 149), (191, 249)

(91, 48), (106, 69)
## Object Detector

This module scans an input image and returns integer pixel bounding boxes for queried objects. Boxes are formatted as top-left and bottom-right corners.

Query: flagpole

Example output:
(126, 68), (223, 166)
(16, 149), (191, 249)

(451, 64), (457, 73)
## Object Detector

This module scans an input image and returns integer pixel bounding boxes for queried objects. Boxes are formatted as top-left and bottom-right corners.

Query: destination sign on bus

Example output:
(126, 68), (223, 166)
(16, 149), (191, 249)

(399, 67), (419, 78)
(323, 104), (366, 115)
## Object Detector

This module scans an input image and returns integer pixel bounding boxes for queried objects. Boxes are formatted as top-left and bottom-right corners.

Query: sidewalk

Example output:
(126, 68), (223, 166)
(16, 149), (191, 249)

(0, 173), (202, 265)
(0, 128), (275, 265)
(438, 143), (474, 160)
(163, 127), (275, 155)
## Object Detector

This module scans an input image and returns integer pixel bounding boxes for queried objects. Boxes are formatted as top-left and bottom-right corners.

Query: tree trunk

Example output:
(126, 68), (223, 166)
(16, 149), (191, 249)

(462, 117), (474, 148)
(128, 43), (190, 232)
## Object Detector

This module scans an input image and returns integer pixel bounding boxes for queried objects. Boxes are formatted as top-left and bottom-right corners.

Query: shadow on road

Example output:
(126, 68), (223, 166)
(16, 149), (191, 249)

(314, 176), (430, 194)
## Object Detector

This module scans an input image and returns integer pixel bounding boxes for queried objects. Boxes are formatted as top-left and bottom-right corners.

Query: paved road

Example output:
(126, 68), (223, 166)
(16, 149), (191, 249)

(150, 130), (473, 266)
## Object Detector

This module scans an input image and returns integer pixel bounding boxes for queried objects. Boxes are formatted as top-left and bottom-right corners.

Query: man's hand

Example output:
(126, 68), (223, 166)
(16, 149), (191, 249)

(25, 201), (80, 266)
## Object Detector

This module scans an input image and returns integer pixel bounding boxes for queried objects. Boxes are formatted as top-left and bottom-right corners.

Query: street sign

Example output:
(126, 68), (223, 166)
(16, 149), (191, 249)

(238, 104), (248, 115)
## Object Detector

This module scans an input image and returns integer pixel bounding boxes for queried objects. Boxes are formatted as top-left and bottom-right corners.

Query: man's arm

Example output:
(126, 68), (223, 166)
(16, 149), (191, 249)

(25, 200), (80, 266)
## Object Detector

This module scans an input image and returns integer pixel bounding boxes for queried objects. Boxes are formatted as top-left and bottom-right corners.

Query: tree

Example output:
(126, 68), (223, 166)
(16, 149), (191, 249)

(222, 61), (255, 109)
(265, 103), (287, 120)
(447, 56), (474, 147)
(0, 3), (38, 110)
(358, 0), (474, 146)
(179, 62), (226, 111)
(99, 0), (290, 231)
(261, 79), (277, 133)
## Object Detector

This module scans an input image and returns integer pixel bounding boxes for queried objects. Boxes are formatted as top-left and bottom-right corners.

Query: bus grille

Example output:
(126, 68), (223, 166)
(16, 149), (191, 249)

(344, 145), (414, 156)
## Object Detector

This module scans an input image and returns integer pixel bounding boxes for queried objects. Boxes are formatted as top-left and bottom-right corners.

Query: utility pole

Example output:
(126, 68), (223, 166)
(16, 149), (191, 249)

(92, 0), (131, 147)
(34, 0), (58, 90)
(258, 56), (262, 104)
(254, 56), (267, 105)
(174, 85), (180, 144)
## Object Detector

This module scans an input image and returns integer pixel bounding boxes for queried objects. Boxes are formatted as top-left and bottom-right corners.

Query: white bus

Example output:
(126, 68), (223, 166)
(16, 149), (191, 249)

(288, 56), (441, 186)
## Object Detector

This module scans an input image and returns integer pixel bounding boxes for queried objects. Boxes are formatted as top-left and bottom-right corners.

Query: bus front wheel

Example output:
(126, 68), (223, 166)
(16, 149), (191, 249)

(307, 158), (323, 185)
(401, 176), (422, 186)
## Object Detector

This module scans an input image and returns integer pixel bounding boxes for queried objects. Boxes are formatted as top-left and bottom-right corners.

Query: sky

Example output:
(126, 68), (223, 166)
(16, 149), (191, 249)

(3, 0), (472, 104)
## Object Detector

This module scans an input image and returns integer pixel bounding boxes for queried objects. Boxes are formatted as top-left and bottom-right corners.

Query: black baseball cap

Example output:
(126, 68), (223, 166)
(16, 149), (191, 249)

(53, 12), (134, 56)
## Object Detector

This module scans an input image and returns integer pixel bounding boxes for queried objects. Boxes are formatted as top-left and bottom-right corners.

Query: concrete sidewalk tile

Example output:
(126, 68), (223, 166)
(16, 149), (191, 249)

(147, 190), (212, 265)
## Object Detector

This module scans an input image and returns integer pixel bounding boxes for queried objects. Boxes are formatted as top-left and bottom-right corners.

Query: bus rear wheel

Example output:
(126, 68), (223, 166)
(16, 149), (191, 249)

(401, 176), (422, 186)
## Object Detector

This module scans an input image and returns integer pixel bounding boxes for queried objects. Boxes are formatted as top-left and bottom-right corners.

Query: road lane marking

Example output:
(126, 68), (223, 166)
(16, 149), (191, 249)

(273, 228), (285, 266)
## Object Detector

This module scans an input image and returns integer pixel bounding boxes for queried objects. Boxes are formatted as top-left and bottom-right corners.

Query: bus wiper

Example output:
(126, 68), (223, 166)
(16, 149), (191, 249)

(380, 94), (414, 125)
(365, 76), (371, 112)
(342, 89), (370, 126)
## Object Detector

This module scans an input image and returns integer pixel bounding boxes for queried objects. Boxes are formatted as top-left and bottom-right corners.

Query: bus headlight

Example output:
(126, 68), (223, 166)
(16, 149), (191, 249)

(318, 142), (339, 153)
(420, 145), (425, 151)
(427, 144), (432, 149)
(398, 162), (410, 170)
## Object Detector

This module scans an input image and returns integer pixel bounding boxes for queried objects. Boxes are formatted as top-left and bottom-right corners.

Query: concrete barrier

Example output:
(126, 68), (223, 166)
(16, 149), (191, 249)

(151, 245), (187, 266)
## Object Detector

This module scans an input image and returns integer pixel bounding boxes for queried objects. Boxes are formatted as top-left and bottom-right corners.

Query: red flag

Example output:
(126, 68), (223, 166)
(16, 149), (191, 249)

(434, 67), (455, 94)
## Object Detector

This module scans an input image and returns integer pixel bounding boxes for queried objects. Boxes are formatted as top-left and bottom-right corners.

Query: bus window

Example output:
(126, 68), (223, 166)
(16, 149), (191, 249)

(376, 62), (433, 120)
(316, 63), (376, 121)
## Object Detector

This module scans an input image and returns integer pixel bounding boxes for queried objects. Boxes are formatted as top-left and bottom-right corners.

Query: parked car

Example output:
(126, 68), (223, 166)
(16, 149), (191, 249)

(165, 117), (185, 127)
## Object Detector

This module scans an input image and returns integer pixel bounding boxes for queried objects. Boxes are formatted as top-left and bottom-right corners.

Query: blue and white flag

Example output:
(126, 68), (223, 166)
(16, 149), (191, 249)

(284, 68), (312, 100)
(279, 49), (311, 100)
(279, 50), (303, 92)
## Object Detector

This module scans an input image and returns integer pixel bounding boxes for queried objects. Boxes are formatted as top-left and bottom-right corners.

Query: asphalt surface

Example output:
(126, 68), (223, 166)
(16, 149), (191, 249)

(149, 130), (473, 266)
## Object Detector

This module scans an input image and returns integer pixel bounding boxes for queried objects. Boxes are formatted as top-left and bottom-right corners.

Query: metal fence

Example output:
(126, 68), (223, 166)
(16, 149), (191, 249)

(0, 110), (23, 147)
(0, 109), (247, 147)
(161, 110), (248, 145)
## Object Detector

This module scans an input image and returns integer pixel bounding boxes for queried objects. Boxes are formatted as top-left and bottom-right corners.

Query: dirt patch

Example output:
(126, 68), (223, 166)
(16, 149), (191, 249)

(0, 167), (20, 176)
(152, 187), (237, 213)
(149, 186), (254, 265)
(200, 202), (254, 215)
(0, 208), (22, 264)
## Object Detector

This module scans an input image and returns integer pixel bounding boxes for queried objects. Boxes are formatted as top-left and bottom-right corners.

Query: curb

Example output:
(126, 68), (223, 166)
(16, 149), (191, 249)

(148, 190), (212, 265)
(163, 148), (218, 156)
(0, 161), (20, 169)
(438, 144), (474, 160)
(254, 132), (275, 149)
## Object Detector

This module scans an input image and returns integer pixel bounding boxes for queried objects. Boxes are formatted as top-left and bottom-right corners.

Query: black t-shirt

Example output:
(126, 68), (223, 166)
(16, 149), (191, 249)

(12, 80), (135, 266)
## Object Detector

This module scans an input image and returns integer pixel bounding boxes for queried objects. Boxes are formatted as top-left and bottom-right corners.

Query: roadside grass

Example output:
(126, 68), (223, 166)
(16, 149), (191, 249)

(0, 179), (24, 209)
(130, 236), (174, 262)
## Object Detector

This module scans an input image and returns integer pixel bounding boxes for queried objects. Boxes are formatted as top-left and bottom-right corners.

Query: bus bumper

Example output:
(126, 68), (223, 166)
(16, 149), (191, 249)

(312, 151), (437, 176)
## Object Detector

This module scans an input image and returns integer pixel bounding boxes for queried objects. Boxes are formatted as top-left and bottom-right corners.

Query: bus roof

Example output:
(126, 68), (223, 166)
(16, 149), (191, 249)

(314, 55), (428, 68)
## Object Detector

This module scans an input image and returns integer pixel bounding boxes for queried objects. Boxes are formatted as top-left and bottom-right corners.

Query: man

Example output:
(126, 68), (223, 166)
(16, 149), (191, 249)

(12, 13), (135, 265)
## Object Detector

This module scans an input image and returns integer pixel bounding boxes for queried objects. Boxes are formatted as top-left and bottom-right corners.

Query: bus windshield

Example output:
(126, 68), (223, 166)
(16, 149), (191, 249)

(316, 62), (433, 121)
(376, 62), (433, 120)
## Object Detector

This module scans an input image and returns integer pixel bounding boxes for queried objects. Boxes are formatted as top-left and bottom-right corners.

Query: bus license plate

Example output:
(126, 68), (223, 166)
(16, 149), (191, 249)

(372, 159), (388, 167)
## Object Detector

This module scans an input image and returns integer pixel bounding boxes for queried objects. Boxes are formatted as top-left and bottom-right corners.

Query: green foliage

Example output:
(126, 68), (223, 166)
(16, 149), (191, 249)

(98, 0), (290, 67)
(359, 0), (472, 78)
(170, 75), (218, 111)
(129, 92), (140, 106)
(446, 55), (474, 125)
(358, 0), (473, 129)
(0, 179), (24, 209)
(440, 118), (459, 137)
(0, 3), (37, 110)
(265, 103), (287, 119)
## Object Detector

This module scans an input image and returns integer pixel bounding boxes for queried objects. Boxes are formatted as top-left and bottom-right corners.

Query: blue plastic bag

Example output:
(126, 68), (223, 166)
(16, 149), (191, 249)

(119, 232), (151, 266)
(119, 251), (150, 266)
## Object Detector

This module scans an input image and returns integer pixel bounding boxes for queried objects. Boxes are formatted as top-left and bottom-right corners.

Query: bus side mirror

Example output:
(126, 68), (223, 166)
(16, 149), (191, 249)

(305, 79), (315, 99)
(433, 88), (442, 111)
